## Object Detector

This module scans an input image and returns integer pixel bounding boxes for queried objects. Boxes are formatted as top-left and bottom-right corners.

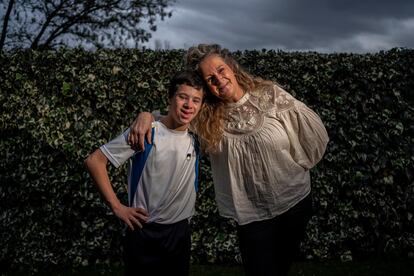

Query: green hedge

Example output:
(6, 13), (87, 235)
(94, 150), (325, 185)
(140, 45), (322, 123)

(0, 48), (413, 273)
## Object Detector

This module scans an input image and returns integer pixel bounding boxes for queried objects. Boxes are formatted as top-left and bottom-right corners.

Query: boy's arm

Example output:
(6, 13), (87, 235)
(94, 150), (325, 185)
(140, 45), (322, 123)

(84, 149), (148, 230)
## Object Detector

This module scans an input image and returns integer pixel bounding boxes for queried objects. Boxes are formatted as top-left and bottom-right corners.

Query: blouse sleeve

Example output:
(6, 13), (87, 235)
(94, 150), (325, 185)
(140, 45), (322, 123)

(274, 86), (329, 170)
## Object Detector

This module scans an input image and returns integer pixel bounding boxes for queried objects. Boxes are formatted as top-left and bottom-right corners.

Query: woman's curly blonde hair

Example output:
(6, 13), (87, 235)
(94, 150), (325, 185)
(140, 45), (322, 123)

(185, 44), (272, 153)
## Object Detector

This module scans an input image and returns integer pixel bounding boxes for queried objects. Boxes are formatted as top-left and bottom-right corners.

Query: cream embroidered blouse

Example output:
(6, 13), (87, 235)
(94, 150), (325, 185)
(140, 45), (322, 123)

(209, 84), (329, 225)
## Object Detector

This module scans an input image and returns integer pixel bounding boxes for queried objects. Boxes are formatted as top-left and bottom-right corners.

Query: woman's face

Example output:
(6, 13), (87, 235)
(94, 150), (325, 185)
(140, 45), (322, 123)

(199, 55), (244, 103)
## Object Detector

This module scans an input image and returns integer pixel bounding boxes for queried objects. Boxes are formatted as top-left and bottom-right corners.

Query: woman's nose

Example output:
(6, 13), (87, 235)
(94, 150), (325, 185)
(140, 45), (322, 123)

(211, 74), (223, 86)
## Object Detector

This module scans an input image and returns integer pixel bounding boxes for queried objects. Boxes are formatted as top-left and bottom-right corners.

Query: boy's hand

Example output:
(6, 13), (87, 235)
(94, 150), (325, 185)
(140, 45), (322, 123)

(112, 204), (149, 230)
(128, 112), (154, 151)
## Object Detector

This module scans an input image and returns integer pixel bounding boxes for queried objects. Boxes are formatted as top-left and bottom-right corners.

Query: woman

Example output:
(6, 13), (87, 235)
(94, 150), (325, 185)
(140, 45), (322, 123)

(128, 44), (329, 276)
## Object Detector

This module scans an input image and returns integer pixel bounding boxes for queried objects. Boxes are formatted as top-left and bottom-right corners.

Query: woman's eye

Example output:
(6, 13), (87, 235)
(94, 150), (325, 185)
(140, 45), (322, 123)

(206, 76), (218, 84)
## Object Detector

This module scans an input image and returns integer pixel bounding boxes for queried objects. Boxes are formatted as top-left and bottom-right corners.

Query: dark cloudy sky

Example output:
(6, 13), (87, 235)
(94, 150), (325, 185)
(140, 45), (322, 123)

(142, 0), (414, 53)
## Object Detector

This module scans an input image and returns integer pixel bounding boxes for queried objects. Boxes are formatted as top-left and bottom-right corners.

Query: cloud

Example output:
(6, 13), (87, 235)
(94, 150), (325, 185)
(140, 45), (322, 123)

(145, 0), (414, 53)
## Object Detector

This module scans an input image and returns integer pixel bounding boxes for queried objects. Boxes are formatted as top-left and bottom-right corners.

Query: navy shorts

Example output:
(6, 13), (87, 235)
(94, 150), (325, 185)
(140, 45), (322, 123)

(122, 219), (191, 276)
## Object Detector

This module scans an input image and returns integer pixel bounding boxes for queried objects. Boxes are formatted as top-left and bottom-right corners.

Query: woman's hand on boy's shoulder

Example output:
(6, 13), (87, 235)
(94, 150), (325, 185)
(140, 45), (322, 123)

(128, 112), (155, 151)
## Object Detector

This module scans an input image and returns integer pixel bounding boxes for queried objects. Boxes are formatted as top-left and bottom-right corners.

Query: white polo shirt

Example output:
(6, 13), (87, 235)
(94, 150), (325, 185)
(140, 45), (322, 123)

(100, 121), (199, 224)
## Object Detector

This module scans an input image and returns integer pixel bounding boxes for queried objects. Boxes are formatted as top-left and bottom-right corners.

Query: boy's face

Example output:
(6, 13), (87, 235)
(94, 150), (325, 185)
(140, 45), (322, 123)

(168, 84), (204, 129)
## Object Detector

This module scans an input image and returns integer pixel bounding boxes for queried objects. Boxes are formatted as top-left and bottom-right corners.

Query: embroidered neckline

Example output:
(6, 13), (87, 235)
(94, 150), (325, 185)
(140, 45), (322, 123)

(225, 92), (250, 109)
(223, 92), (263, 136)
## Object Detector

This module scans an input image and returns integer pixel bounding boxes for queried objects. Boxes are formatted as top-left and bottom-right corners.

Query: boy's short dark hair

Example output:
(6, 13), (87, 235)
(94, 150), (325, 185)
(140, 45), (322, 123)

(168, 70), (206, 100)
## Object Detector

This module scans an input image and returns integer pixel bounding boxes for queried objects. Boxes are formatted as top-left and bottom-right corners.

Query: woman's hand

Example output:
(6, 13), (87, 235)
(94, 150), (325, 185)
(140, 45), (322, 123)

(128, 112), (155, 151)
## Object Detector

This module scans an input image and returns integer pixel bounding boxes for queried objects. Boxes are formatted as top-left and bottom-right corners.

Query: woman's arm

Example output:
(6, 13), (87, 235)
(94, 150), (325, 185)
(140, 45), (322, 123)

(127, 112), (156, 151)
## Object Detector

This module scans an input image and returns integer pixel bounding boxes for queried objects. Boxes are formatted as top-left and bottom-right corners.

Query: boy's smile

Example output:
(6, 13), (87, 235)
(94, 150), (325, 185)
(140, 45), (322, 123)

(162, 84), (204, 131)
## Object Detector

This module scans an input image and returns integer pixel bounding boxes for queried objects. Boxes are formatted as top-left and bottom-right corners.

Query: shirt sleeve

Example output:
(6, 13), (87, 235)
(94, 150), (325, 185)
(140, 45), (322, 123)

(275, 87), (329, 170)
(100, 128), (136, 168)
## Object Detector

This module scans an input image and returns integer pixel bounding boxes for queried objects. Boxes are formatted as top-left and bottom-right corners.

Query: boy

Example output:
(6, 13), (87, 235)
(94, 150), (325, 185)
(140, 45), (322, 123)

(84, 70), (205, 276)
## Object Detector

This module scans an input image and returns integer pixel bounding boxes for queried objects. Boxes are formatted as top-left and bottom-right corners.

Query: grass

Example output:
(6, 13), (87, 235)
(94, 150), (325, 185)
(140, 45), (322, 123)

(4, 259), (414, 275)
(189, 259), (414, 276)
(289, 259), (414, 276)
